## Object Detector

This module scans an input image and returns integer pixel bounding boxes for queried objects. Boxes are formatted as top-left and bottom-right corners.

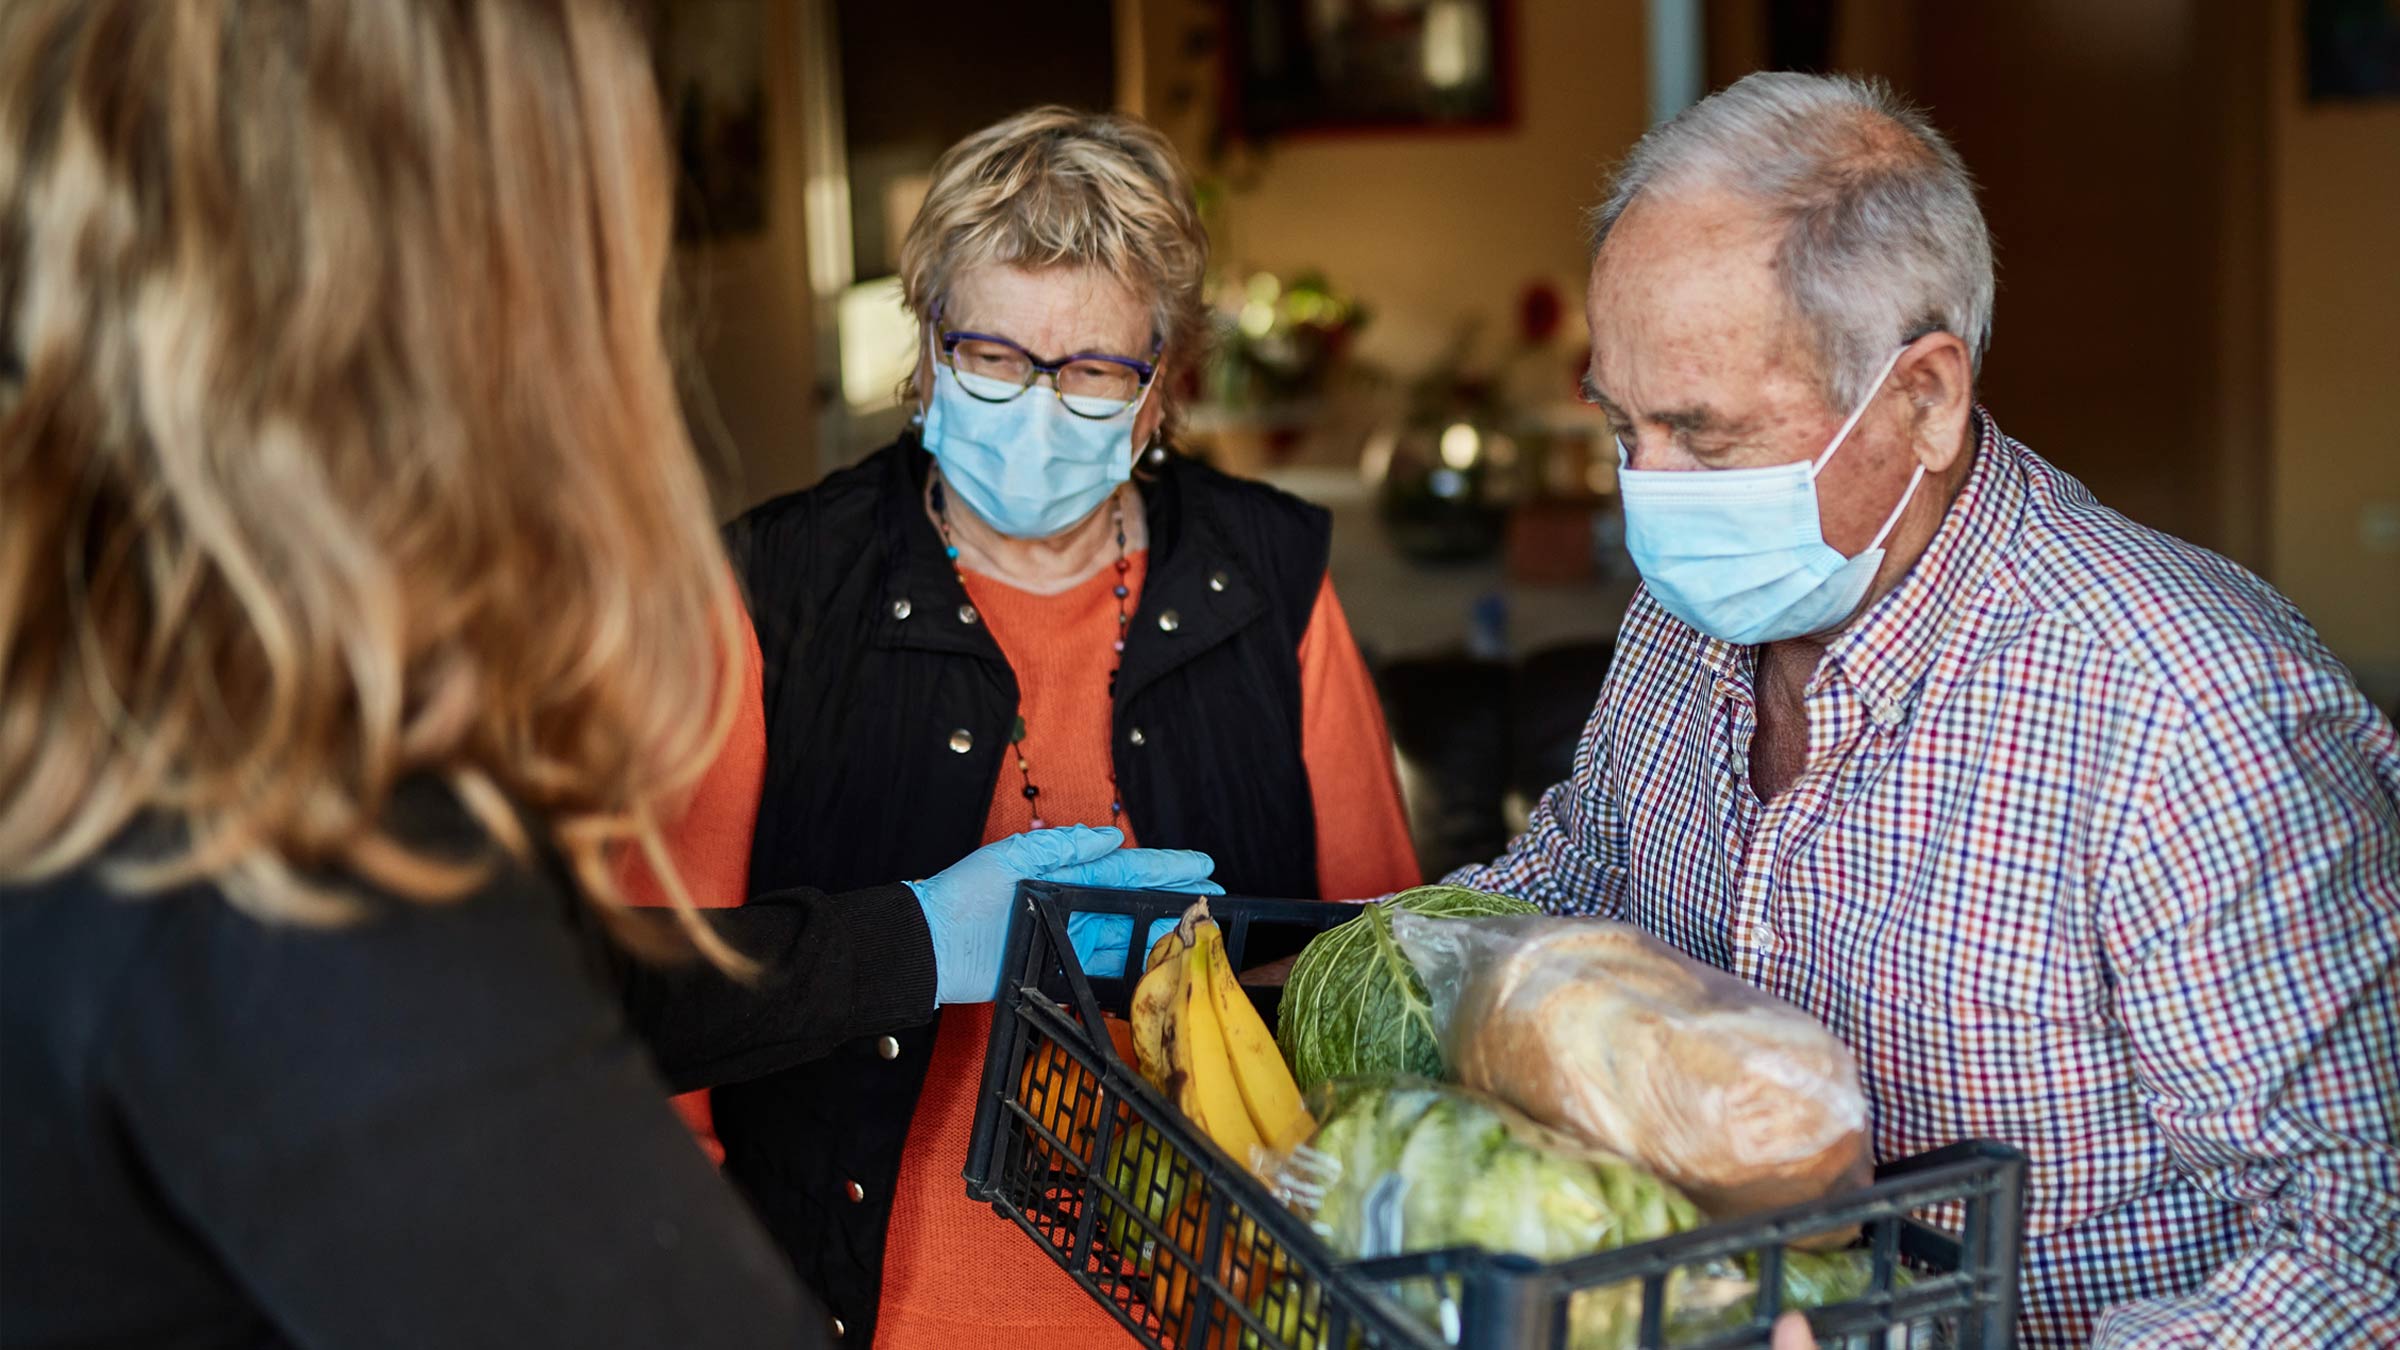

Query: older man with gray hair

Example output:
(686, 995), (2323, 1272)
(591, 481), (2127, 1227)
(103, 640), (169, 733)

(1448, 72), (2399, 1346)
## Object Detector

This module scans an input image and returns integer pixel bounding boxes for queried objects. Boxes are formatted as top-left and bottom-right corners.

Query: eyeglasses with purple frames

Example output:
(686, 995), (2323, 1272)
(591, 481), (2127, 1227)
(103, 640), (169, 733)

(934, 327), (1160, 419)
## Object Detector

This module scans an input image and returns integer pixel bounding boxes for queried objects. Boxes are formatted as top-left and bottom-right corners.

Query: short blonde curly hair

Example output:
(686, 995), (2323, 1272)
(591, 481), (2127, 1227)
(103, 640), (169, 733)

(899, 107), (1208, 408)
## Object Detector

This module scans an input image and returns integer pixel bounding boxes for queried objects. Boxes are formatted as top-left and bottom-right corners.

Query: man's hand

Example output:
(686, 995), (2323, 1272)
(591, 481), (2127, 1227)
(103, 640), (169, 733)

(1771, 1312), (1817, 1350)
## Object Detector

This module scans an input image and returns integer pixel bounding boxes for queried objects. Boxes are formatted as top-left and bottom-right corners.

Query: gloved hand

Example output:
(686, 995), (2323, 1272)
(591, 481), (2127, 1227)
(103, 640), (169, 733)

(1068, 913), (1188, 981)
(1055, 849), (1226, 980)
(907, 826), (1222, 1006)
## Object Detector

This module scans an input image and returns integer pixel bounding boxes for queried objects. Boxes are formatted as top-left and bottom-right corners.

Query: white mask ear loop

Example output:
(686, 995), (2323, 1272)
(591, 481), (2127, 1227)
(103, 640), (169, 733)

(1805, 343), (1922, 555)
(1865, 462), (1926, 553)
(1809, 343), (1912, 478)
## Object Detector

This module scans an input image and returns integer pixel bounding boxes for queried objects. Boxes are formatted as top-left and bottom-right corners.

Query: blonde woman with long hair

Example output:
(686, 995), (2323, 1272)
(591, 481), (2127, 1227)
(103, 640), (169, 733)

(0, 2), (1211, 1344)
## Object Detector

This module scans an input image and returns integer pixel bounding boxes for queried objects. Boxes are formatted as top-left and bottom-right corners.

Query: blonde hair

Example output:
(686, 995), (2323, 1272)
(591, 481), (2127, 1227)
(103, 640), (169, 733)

(0, 0), (745, 965)
(898, 106), (1208, 417)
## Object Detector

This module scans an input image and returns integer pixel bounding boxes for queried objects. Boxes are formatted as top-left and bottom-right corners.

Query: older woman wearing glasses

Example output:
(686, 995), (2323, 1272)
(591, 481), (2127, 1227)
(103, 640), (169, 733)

(650, 107), (1420, 1345)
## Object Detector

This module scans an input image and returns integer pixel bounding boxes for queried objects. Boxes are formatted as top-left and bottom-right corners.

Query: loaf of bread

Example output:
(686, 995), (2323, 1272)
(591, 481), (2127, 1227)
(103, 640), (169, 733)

(1393, 914), (1871, 1221)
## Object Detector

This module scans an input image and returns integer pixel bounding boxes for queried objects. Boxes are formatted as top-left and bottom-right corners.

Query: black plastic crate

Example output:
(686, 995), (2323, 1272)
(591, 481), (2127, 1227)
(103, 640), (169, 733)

(966, 883), (2027, 1349)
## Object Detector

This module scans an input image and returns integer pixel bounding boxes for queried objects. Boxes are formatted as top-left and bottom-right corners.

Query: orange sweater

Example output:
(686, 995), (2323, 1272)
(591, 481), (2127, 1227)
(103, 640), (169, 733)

(652, 554), (1418, 1344)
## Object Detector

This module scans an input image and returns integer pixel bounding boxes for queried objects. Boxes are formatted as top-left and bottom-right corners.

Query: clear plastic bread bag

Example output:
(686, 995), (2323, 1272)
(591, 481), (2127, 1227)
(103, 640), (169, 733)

(1389, 912), (1873, 1223)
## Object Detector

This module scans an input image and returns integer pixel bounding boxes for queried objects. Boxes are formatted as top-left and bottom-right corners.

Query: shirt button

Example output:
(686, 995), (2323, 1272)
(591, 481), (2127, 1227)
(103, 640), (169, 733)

(1128, 727), (1146, 747)
(844, 1179), (866, 1203)
(948, 729), (974, 754)
(957, 603), (979, 626)
(876, 1035), (900, 1060)
(1157, 609), (1180, 633)
(1208, 571), (1228, 593)
(1754, 928), (1780, 955)
(890, 597), (912, 621)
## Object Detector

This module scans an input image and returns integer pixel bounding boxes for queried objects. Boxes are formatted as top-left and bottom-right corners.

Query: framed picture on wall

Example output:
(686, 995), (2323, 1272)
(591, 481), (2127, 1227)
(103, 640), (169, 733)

(1225, 0), (1516, 139)
(2306, 0), (2400, 100)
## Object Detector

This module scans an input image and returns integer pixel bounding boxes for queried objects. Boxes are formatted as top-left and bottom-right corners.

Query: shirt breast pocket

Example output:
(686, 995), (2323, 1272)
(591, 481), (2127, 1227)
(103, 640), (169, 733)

(1807, 833), (2140, 1235)
(1800, 740), (2117, 1027)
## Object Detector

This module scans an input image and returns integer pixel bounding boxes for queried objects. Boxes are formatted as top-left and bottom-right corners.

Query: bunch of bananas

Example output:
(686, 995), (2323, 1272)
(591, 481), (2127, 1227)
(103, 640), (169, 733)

(1086, 900), (1326, 1347)
(1130, 899), (1316, 1166)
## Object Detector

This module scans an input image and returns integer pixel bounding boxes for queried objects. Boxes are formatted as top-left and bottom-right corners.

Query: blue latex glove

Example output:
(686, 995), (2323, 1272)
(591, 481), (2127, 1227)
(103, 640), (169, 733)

(907, 827), (1222, 1005)
(1064, 858), (1223, 979)
(1067, 913), (1189, 980)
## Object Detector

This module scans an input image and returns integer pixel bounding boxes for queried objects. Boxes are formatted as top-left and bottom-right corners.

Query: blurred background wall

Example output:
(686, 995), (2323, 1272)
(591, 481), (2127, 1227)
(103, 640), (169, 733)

(1138, 0), (1647, 380)
(2268, 1), (2400, 714)
(662, 0), (820, 507)
(665, 0), (2399, 718)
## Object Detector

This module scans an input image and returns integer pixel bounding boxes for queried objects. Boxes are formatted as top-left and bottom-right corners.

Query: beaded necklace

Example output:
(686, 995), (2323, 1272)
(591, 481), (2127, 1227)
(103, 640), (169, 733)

(930, 473), (1132, 829)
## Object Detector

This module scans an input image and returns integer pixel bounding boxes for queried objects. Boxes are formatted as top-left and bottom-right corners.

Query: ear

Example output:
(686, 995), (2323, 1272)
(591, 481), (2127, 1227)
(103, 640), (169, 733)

(1131, 352), (1170, 456)
(912, 325), (938, 422)
(1894, 332), (1975, 473)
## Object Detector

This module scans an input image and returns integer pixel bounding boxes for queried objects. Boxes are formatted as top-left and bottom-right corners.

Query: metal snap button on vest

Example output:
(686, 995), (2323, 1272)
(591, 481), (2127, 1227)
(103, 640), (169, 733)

(831, 1318), (847, 1338)
(876, 1035), (900, 1060)
(890, 597), (912, 620)
(1157, 609), (1180, 633)
(844, 1179), (866, 1203)
(958, 603), (979, 626)
(1208, 571), (1228, 593)
(948, 728), (974, 754)
(1128, 727), (1146, 746)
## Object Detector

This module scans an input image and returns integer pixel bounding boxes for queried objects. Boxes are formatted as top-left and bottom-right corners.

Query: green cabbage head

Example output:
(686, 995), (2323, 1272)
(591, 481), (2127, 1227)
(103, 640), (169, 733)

(1275, 884), (1537, 1092)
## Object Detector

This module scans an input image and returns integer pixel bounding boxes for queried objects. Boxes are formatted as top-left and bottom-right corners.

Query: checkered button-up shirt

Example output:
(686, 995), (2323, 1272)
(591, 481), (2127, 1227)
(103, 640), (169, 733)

(1447, 414), (2400, 1347)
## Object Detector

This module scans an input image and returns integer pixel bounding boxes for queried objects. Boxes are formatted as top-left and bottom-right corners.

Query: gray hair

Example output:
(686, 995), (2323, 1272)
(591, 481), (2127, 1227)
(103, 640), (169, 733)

(1589, 72), (1994, 409)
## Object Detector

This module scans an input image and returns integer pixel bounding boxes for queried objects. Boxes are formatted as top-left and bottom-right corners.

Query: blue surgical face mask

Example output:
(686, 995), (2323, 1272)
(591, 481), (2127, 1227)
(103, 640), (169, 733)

(1616, 345), (1921, 646)
(918, 337), (1156, 540)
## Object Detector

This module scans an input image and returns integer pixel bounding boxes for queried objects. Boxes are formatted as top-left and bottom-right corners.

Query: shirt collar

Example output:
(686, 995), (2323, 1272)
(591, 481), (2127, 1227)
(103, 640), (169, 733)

(1694, 627), (1750, 685)
(1824, 407), (2026, 724)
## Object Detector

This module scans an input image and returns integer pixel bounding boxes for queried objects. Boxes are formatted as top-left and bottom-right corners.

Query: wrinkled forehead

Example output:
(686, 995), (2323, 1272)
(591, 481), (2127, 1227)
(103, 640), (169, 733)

(945, 262), (1155, 357)
(1583, 190), (1796, 401)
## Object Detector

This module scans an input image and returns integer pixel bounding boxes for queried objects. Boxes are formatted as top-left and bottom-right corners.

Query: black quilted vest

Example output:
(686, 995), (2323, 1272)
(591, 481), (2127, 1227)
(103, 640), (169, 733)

(712, 437), (1327, 1342)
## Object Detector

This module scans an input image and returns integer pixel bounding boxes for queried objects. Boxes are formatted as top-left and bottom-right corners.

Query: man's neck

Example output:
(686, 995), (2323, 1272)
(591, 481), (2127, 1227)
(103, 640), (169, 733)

(1757, 635), (1832, 703)
(1749, 637), (1828, 801)
(929, 474), (1148, 597)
